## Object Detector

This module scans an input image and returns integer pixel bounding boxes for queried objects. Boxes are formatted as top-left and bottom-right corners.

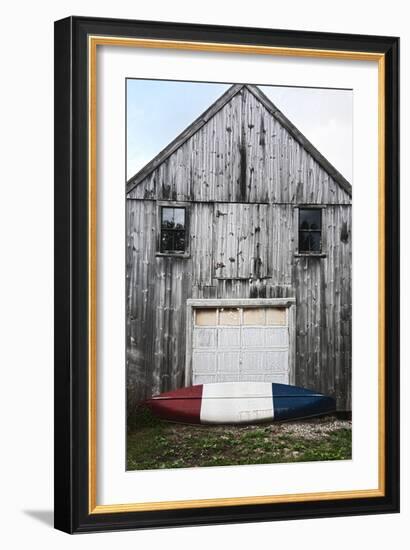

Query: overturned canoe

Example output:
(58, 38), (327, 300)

(145, 382), (336, 424)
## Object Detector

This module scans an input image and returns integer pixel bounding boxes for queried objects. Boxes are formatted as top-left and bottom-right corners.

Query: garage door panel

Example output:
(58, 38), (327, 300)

(192, 351), (216, 374)
(241, 327), (289, 348)
(217, 374), (241, 383)
(240, 374), (267, 382)
(243, 308), (265, 325)
(193, 328), (216, 349)
(240, 352), (264, 373)
(270, 373), (290, 383)
(266, 354), (284, 373)
(262, 350), (289, 373)
(264, 327), (289, 347)
(266, 307), (287, 326)
(241, 374), (288, 383)
(218, 327), (241, 348)
(217, 351), (240, 374)
(195, 308), (217, 326)
(241, 350), (288, 374)
(219, 308), (240, 325)
(194, 374), (217, 384)
(241, 327), (265, 347)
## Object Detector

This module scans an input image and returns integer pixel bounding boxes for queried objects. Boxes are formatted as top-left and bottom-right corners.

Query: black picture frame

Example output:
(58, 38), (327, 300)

(54, 15), (399, 534)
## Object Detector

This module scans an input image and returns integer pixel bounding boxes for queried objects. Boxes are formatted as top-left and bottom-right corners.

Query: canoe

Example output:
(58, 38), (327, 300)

(145, 382), (336, 424)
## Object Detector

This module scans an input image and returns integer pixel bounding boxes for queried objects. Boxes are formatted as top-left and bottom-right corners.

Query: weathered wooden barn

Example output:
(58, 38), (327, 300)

(126, 84), (352, 413)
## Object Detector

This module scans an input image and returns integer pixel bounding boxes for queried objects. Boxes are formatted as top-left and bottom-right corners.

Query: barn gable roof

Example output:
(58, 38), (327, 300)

(126, 84), (352, 197)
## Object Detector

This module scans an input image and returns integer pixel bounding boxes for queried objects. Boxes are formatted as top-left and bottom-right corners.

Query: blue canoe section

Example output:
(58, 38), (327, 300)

(271, 383), (336, 421)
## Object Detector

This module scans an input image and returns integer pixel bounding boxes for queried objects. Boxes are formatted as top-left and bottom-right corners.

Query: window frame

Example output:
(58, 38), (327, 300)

(295, 205), (326, 257)
(156, 201), (191, 258)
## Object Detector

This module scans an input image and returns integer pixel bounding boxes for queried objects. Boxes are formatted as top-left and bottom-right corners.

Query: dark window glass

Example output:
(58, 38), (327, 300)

(299, 208), (322, 253)
(160, 207), (186, 253)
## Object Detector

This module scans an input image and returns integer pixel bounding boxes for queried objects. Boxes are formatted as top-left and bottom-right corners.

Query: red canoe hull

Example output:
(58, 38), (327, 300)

(146, 384), (203, 424)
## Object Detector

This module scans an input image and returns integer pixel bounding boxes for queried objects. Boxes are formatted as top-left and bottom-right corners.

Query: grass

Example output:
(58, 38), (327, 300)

(127, 407), (352, 470)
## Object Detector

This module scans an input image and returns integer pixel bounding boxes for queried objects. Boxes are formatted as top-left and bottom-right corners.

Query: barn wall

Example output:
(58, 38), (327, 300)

(126, 85), (352, 415)
(294, 205), (352, 410)
(127, 199), (351, 411)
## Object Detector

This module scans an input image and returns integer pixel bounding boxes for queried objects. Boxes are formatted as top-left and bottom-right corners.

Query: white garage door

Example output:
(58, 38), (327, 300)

(192, 307), (289, 385)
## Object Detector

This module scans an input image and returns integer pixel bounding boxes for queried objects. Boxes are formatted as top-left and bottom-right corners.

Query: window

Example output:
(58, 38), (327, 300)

(298, 208), (322, 253)
(160, 206), (187, 254)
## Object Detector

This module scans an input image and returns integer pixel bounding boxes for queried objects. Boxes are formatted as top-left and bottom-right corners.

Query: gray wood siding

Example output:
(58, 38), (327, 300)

(128, 88), (350, 205)
(126, 85), (352, 414)
(127, 200), (351, 410)
(213, 203), (270, 279)
(294, 205), (351, 409)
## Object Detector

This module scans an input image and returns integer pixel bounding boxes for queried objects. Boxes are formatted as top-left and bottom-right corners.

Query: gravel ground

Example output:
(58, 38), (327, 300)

(164, 416), (351, 440)
(273, 417), (352, 440)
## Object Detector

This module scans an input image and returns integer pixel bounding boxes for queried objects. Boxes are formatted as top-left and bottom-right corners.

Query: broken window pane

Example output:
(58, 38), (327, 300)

(243, 308), (265, 325)
(266, 307), (286, 326)
(195, 309), (217, 326)
(219, 308), (240, 325)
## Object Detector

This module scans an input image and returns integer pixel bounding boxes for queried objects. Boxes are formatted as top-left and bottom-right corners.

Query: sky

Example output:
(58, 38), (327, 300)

(126, 79), (352, 183)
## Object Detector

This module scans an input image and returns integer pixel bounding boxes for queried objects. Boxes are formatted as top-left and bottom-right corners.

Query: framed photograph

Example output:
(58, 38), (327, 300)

(54, 16), (399, 533)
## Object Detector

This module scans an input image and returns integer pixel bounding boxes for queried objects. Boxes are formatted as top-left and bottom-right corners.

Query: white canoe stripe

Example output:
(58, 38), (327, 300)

(200, 382), (274, 424)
